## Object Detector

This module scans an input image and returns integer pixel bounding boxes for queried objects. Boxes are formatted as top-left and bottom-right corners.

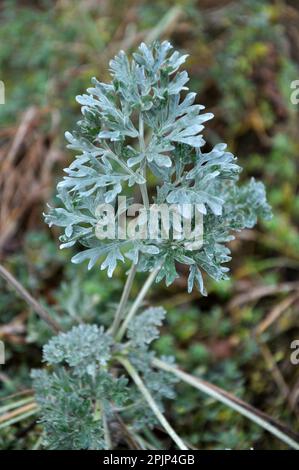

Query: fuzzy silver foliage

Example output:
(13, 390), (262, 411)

(34, 41), (272, 450)
(32, 312), (177, 449)
(45, 40), (271, 295)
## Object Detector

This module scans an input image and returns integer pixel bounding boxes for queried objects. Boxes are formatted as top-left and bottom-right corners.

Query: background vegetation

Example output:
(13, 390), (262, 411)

(0, 0), (299, 449)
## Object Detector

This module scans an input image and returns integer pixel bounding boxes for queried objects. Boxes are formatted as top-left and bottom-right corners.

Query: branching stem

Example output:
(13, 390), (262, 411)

(110, 262), (138, 336)
(102, 405), (112, 450)
(118, 356), (188, 450)
(0, 264), (61, 333)
(153, 358), (299, 451)
(138, 114), (149, 209)
(116, 265), (161, 341)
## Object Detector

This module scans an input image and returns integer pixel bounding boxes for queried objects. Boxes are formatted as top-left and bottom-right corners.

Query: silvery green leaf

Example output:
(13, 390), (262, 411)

(153, 153), (172, 168)
(109, 50), (131, 83)
(155, 254), (178, 287)
(168, 71), (189, 94)
(187, 143), (241, 180)
(127, 306), (166, 348)
(188, 265), (207, 296)
(127, 153), (144, 167)
(104, 182), (122, 203)
(45, 40), (271, 295)
(71, 241), (128, 270)
(65, 131), (105, 157)
(147, 139), (174, 168)
(125, 246), (139, 264)
(167, 50), (189, 73)
(43, 324), (112, 372)
(100, 247), (124, 277)
(139, 244), (160, 255)
(133, 42), (155, 70)
(166, 187), (223, 216)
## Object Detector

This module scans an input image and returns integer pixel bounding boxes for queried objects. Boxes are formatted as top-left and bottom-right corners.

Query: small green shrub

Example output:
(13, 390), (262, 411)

(33, 41), (273, 450)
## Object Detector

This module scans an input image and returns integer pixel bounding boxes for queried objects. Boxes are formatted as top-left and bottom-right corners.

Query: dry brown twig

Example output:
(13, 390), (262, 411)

(255, 293), (299, 336)
(228, 281), (299, 311)
(0, 264), (61, 333)
(0, 402), (37, 425)
(0, 106), (63, 254)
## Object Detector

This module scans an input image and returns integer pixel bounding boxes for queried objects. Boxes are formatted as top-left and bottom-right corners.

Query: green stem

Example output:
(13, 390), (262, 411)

(0, 408), (38, 430)
(103, 143), (144, 183)
(110, 263), (138, 336)
(153, 358), (299, 451)
(118, 357), (188, 450)
(143, 427), (163, 450)
(109, 151), (142, 181)
(102, 406), (112, 450)
(32, 434), (43, 450)
(0, 264), (60, 333)
(0, 397), (35, 415)
(139, 180), (149, 209)
(116, 265), (161, 341)
(138, 114), (149, 209)
(130, 431), (152, 450)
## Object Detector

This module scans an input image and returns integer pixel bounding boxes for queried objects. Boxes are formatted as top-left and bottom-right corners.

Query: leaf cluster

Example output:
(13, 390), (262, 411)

(45, 41), (272, 295)
(32, 308), (177, 449)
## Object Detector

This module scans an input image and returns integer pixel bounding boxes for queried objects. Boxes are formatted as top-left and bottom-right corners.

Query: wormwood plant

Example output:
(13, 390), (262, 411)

(33, 41), (274, 450)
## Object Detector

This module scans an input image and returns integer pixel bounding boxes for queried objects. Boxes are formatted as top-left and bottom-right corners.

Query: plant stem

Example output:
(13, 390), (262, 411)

(138, 114), (149, 209)
(153, 358), (299, 451)
(32, 434), (43, 450)
(0, 389), (33, 403)
(130, 431), (152, 450)
(116, 265), (161, 341)
(118, 357), (188, 450)
(0, 264), (61, 333)
(0, 409), (38, 430)
(110, 263), (138, 336)
(143, 427), (163, 450)
(0, 397), (35, 415)
(145, 6), (183, 43)
(139, 180), (149, 209)
(108, 150), (142, 182)
(102, 406), (112, 450)
(0, 402), (38, 429)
